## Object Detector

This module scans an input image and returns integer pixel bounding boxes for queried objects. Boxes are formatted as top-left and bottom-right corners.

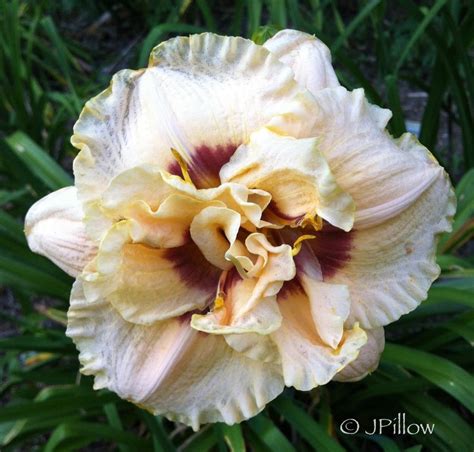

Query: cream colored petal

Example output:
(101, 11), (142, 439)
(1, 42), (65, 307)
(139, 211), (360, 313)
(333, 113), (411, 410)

(311, 87), (450, 229)
(220, 128), (354, 231)
(264, 29), (340, 94)
(297, 273), (350, 350)
(83, 166), (192, 242)
(334, 328), (385, 382)
(271, 287), (367, 391)
(292, 240), (351, 349)
(191, 270), (283, 335)
(192, 233), (294, 339)
(90, 164), (272, 242)
(190, 206), (241, 269)
(228, 233), (296, 314)
(123, 196), (220, 249)
(320, 134), (455, 329)
(224, 333), (281, 364)
(81, 220), (220, 324)
(25, 187), (97, 277)
(67, 280), (284, 429)
(72, 33), (317, 209)
(101, 166), (177, 212)
(163, 173), (272, 230)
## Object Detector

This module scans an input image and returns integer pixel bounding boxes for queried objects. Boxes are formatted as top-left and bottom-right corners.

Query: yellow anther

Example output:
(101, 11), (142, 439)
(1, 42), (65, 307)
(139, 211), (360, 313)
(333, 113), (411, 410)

(292, 234), (316, 256)
(213, 292), (226, 310)
(298, 213), (323, 231)
(170, 147), (194, 185)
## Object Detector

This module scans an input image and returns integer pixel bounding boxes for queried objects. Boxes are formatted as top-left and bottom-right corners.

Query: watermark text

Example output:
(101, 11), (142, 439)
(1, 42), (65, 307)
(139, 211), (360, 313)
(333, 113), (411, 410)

(339, 413), (434, 435)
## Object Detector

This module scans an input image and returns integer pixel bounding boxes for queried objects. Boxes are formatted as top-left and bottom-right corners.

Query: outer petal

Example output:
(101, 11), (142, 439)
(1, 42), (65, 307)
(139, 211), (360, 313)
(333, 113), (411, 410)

(220, 128), (354, 231)
(334, 328), (385, 382)
(81, 221), (220, 325)
(319, 134), (455, 328)
(25, 187), (97, 277)
(72, 33), (317, 207)
(271, 286), (367, 391)
(264, 29), (340, 94)
(311, 87), (450, 229)
(67, 281), (284, 429)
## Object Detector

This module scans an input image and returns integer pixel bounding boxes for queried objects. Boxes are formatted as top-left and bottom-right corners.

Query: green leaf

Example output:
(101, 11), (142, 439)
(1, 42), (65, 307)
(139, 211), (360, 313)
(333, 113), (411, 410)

(218, 423), (245, 452)
(439, 168), (474, 252)
(272, 396), (344, 452)
(0, 253), (71, 299)
(0, 391), (117, 423)
(141, 412), (176, 452)
(401, 395), (474, 451)
(360, 434), (401, 452)
(44, 421), (150, 452)
(331, 0), (382, 53)
(383, 343), (474, 412)
(182, 426), (218, 452)
(0, 336), (74, 353)
(0, 187), (30, 206)
(385, 75), (406, 136)
(5, 132), (72, 191)
(394, 0), (449, 74)
(247, 414), (295, 452)
(246, 0), (263, 36)
(251, 25), (279, 45)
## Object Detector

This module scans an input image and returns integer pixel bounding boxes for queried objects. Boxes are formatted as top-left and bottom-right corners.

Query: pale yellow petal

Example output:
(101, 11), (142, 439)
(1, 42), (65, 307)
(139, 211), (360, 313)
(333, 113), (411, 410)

(271, 287), (367, 390)
(191, 270), (283, 335)
(298, 275), (351, 349)
(162, 174), (272, 230)
(85, 164), (271, 245)
(25, 187), (97, 277)
(81, 220), (220, 324)
(224, 333), (281, 364)
(67, 281), (284, 429)
(334, 328), (385, 382)
(220, 128), (354, 231)
(190, 206), (241, 269)
(191, 233), (294, 339)
(264, 29), (339, 93)
(291, 240), (351, 349)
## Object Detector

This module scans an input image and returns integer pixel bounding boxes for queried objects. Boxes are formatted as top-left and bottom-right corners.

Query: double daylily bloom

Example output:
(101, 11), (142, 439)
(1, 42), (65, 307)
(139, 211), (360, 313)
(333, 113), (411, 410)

(25, 30), (454, 429)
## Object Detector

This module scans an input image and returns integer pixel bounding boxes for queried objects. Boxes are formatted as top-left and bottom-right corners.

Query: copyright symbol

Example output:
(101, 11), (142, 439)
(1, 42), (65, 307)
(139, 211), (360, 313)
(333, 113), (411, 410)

(340, 418), (359, 435)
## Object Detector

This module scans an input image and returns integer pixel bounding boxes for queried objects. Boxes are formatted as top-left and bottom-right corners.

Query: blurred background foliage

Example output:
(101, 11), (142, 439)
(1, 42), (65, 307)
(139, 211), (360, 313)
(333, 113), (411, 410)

(0, 0), (473, 450)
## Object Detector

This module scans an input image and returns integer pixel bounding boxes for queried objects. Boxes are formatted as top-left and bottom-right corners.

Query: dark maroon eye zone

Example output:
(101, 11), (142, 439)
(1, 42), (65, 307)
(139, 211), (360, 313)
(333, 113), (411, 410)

(168, 143), (238, 189)
(308, 225), (353, 279)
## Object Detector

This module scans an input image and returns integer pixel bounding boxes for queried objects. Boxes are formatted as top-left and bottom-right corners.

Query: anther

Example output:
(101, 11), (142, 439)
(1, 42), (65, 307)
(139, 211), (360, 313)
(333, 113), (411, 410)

(213, 292), (226, 310)
(298, 213), (323, 231)
(170, 147), (194, 185)
(292, 234), (316, 256)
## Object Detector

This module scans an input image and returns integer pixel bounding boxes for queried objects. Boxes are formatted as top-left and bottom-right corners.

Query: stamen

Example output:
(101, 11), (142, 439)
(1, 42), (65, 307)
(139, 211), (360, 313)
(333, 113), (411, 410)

(170, 147), (194, 185)
(292, 234), (316, 256)
(298, 213), (323, 231)
(213, 292), (225, 310)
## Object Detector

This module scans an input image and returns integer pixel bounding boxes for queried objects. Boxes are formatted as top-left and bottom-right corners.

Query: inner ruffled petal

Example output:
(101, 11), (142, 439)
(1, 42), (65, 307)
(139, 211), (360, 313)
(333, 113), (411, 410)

(220, 127), (354, 231)
(191, 233), (296, 336)
(81, 220), (220, 325)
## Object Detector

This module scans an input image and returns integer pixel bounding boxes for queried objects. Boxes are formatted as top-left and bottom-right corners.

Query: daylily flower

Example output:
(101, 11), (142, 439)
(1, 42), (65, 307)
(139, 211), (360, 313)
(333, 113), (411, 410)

(25, 30), (455, 429)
